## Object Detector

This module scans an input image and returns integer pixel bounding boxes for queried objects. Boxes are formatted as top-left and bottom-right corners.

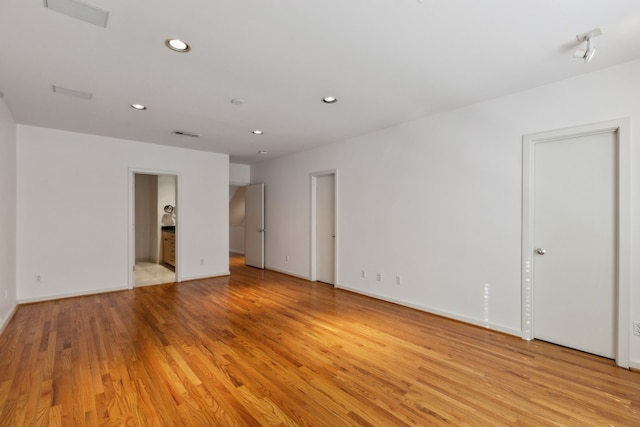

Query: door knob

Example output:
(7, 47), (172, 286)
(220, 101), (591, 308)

(536, 248), (546, 255)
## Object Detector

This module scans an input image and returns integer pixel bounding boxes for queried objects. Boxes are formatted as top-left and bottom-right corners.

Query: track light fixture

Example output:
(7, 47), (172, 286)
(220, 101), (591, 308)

(573, 27), (603, 64)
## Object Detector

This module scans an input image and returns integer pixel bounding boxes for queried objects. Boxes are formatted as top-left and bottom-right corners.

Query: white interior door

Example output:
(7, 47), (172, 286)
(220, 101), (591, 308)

(532, 131), (617, 358)
(245, 183), (265, 269)
(316, 174), (335, 284)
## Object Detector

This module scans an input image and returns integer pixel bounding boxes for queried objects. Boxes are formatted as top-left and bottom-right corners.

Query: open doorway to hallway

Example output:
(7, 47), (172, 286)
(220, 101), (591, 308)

(134, 173), (177, 287)
(229, 185), (246, 257)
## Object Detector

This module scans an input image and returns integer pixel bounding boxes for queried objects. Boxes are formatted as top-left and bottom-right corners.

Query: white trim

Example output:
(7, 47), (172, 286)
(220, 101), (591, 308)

(309, 169), (339, 285)
(128, 168), (182, 290)
(132, 280), (177, 288)
(521, 118), (630, 368)
(309, 176), (317, 281)
(337, 285), (521, 337)
(16, 271), (231, 304)
(180, 272), (230, 281)
(629, 361), (640, 371)
(266, 266), (310, 281)
(0, 303), (18, 335)
(18, 286), (128, 304)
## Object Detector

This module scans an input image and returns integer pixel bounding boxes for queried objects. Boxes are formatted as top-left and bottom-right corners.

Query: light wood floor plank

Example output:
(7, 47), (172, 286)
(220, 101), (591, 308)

(0, 254), (638, 426)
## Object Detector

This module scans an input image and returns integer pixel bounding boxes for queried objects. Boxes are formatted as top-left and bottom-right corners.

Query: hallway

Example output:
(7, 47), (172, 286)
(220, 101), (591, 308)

(134, 261), (175, 287)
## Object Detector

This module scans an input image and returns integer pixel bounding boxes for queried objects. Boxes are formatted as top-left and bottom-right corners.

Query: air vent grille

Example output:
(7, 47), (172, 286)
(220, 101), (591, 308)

(171, 130), (201, 138)
(44, 0), (109, 28)
(52, 85), (93, 100)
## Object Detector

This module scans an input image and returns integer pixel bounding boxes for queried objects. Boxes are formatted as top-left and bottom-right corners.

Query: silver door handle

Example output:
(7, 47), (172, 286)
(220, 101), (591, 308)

(332, 234), (335, 238)
(536, 248), (546, 255)
(258, 228), (265, 232)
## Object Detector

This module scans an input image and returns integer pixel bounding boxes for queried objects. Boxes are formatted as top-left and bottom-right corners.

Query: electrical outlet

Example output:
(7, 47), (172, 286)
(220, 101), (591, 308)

(285, 255), (289, 262)
(634, 321), (640, 336)
(35, 275), (41, 283)
(396, 275), (402, 285)
(376, 273), (382, 282)
(200, 258), (204, 265)
(361, 270), (366, 279)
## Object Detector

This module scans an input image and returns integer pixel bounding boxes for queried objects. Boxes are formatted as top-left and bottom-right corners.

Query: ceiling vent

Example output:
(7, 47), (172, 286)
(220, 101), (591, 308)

(52, 85), (93, 100)
(171, 130), (201, 138)
(44, 0), (109, 28)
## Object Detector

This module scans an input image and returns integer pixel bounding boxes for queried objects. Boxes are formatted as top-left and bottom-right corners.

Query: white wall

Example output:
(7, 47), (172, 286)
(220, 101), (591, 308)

(230, 163), (250, 186)
(158, 175), (176, 221)
(134, 174), (155, 261)
(0, 99), (17, 332)
(17, 126), (229, 301)
(252, 60), (640, 367)
(157, 174), (176, 261)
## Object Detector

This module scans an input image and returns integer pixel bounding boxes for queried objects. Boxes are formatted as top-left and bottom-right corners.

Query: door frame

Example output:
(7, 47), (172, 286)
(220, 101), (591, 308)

(521, 118), (630, 368)
(128, 168), (181, 289)
(310, 169), (338, 285)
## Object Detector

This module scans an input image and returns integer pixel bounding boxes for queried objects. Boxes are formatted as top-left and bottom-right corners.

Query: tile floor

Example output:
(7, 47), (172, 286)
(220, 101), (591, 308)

(134, 262), (176, 287)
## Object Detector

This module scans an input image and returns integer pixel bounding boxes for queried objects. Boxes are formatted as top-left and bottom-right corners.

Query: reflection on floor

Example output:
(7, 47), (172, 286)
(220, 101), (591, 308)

(135, 262), (176, 287)
(229, 253), (245, 269)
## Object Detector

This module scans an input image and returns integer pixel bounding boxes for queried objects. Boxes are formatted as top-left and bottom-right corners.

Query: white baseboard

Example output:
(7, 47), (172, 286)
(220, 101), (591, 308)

(0, 303), (18, 335)
(629, 360), (640, 371)
(18, 285), (128, 304)
(16, 272), (231, 304)
(336, 284), (521, 337)
(265, 266), (310, 281)
(229, 249), (245, 255)
(180, 271), (230, 282)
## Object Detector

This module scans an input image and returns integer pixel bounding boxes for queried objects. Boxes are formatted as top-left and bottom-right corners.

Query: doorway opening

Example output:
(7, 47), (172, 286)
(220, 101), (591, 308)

(521, 119), (630, 368)
(310, 170), (338, 285)
(129, 171), (178, 288)
(229, 185), (246, 264)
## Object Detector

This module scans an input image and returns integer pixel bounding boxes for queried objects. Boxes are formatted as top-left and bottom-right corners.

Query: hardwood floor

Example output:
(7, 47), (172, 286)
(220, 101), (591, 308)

(1, 255), (638, 426)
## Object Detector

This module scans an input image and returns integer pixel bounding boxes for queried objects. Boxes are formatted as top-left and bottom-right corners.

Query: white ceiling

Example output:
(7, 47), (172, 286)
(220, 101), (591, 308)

(1, 0), (639, 164)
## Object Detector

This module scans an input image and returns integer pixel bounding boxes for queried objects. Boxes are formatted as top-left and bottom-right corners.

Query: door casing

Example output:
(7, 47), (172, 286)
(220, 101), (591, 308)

(128, 168), (181, 289)
(310, 169), (338, 285)
(521, 118), (630, 368)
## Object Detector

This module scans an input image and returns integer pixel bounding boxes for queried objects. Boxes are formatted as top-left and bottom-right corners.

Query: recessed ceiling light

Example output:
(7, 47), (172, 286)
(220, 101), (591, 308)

(252, 130), (264, 135)
(322, 96), (338, 104)
(165, 39), (191, 52)
(230, 98), (245, 105)
(131, 104), (146, 110)
(259, 150), (268, 155)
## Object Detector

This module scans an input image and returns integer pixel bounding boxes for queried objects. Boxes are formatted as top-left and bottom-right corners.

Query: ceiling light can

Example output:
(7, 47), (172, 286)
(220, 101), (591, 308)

(131, 104), (147, 110)
(322, 96), (338, 104)
(259, 150), (268, 155)
(165, 38), (191, 52)
(252, 130), (264, 135)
